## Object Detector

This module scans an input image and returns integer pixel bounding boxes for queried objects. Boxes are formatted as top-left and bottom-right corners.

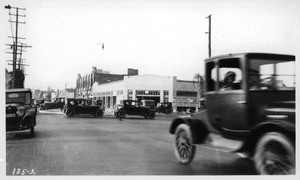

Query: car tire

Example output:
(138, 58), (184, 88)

(30, 126), (35, 137)
(95, 110), (103, 118)
(173, 124), (196, 164)
(114, 112), (119, 118)
(254, 132), (295, 175)
(148, 111), (155, 119)
(66, 109), (75, 117)
(118, 110), (126, 118)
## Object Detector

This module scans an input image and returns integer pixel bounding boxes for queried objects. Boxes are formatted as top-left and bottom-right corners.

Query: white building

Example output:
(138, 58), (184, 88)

(92, 74), (200, 112)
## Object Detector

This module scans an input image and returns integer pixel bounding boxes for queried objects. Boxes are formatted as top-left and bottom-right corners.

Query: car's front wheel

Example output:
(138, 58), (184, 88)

(254, 132), (295, 175)
(66, 109), (75, 117)
(95, 110), (103, 118)
(118, 110), (126, 118)
(173, 124), (196, 164)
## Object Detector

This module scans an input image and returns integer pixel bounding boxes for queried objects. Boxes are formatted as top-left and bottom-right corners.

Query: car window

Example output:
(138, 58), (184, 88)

(249, 59), (295, 90)
(206, 61), (216, 91)
(219, 58), (242, 91)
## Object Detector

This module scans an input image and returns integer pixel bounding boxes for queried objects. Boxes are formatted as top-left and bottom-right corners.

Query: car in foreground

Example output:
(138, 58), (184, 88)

(169, 53), (295, 175)
(114, 100), (156, 119)
(6, 88), (37, 137)
(64, 98), (104, 118)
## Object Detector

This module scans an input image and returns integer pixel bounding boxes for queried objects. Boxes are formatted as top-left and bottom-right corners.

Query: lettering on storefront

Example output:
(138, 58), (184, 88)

(173, 97), (198, 107)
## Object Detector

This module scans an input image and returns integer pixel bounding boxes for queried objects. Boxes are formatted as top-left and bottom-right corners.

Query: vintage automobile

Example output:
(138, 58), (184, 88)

(64, 98), (104, 118)
(169, 53), (295, 175)
(40, 97), (65, 110)
(114, 100), (156, 119)
(155, 102), (173, 114)
(6, 88), (37, 137)
(140, 99), (156, 109)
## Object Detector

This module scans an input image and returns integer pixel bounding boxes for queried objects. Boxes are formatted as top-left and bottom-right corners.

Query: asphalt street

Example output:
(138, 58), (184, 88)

(6, 110), (257, 175)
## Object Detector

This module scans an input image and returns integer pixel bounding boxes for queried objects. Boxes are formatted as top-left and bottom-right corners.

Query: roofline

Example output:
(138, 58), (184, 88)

(205, 52), (295, 62)
(6, 88), (32, 93)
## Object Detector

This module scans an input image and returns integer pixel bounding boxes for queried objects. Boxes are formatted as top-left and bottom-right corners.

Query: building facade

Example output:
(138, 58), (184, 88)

(75, 68), (138, 99)
(92, 74), (200, 112)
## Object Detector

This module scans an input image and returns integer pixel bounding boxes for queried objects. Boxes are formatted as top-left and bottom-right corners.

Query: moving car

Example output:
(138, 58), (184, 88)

(114, 100), (156, 119)
(169, 53), (295, 175)
(64, 98), (104, 118)
(6, 88), (37, 137)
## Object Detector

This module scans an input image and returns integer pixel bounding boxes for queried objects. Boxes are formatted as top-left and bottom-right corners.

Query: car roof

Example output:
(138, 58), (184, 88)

(6, 88), (32, 93)
(205, 52), (295, 62)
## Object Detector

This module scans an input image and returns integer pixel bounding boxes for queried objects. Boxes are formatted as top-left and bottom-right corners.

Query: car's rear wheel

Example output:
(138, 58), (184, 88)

(118, 110), (126, 118)
(66, 109), (75, 117)
(254, 132), (295, 175)
(148, 111), (155, 119)
(95, 110), (103, 118)
(174, 124), (196, 164)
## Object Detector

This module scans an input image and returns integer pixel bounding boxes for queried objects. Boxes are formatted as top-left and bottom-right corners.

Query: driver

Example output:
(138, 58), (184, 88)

(221, 71), (236, 90)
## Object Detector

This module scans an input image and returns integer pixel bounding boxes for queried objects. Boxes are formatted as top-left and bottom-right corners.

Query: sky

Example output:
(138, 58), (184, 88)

(1, 0), (299, 90)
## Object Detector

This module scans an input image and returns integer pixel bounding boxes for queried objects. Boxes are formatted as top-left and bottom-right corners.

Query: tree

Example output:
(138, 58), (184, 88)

(193, 73), (205, 98)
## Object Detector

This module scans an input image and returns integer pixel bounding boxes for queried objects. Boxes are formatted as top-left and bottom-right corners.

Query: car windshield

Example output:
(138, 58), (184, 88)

(248, 59), (295, 90)
(6, 92), (31, 104)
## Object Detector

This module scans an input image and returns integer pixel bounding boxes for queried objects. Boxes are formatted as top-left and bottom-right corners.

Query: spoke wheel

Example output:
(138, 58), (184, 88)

(66, 109), (75, 117)
(174, 124), (196, 164)
(254, 132), (295, 175)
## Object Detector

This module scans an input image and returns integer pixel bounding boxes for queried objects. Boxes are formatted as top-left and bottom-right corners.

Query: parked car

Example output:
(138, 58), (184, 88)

(40, 97), (65, 110)
(6, 88), (37, 137)
(140, 99), (155, 109)
(114, 100), (156, 119)
(155, 102), (173, 114)
(64, 98), (104, 118)
(169, 53), (295, 175)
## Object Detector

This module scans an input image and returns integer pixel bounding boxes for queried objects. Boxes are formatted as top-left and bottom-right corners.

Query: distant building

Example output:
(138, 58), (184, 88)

(75, 68), (138, 99)
(58, 88), (75, 99)
(92, 74), (199, 112)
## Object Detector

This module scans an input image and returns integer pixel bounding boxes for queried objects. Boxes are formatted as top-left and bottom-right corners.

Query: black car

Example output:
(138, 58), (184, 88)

(114, 100), (155, 119)
(169, 53), (295, 175)
(41, 97), (65, 110)
(64, 98), (104, 118)
(6, 88), (37, 137)
(155, 102), (173, 114)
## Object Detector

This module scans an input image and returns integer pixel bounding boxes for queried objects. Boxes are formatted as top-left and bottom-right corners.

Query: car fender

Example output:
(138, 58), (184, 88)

(169, 116), (209, 144)
(236, 120), (295, 156)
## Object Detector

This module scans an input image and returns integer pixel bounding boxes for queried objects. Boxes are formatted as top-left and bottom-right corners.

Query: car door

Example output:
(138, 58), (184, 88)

(216, 58), (249, 132)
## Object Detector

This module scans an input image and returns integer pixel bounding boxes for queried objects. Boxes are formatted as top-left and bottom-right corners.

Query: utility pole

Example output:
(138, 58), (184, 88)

(205, 14), (212, 58)
(5, 4), (31, 88)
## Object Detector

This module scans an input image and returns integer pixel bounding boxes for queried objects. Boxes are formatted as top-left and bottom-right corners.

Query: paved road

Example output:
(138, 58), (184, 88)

(6, 111), (257, 175)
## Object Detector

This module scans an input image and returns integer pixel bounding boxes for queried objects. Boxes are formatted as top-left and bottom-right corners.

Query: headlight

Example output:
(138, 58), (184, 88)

(16, 109), (25, 117)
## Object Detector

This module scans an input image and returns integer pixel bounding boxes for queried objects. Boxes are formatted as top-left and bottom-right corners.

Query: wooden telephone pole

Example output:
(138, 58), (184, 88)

(5, 5), (31, 88)
(206, 14), (212, 58)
